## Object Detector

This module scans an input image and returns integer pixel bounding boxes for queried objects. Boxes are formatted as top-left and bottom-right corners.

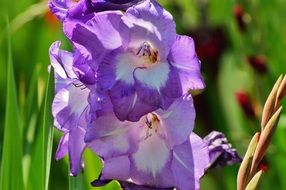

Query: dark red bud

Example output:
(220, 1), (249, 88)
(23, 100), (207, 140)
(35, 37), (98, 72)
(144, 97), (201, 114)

(247, 55), (268, 74)
(233, 5), (246, 31)
(235, 91), (256, 119)
(258, 162), (268, 172)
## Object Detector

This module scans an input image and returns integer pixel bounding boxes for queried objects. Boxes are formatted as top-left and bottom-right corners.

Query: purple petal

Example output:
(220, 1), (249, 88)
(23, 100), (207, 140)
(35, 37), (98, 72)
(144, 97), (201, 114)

(110, 80), (157, 121)
(168, 35), (205, 93)
(119, 181), (174, 190)
(101, 156), (131, 181)
(49, 41), (77, 80)
(49, 0), (96, 21)
(48, 0), (74, 21)
(91, 0), (143, 12)
(96, 48), (123, 91)
(85, 113), (140, 157)
(72, 50), (96, 85)
(52, 82), (89, 130)
(134, 63), (182, 110)
(155, 95), (195, 148)
(204, 131), (242, 168)
(63, 11), (127, 61)
(88, 90), (113, 120)
(130, 133), (174, 188)
(91, 178), (112, 187)
(123, 0), (176, 59)
(68, 0), (97, 19)
(68, 126), (86, 176)
(171, 133), (209, 190)
(55, 132), (69, 160)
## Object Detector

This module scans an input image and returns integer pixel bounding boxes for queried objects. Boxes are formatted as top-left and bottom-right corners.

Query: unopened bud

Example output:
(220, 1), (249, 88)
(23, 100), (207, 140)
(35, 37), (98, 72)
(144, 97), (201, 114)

(235, 91), (256, 119)
(233, 5), (247, 31)
(247, 55), (268, 74)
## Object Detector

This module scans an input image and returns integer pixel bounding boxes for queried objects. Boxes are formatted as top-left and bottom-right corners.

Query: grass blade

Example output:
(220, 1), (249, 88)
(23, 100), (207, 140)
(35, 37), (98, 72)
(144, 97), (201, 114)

(26, 100), (45, 190)
(43, 68), (55, 190)
(0, 19), (24, 190)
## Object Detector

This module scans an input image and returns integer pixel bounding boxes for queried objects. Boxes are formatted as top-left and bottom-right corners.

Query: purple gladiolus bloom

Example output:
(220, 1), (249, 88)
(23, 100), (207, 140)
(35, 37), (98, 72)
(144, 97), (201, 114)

(64, 0), (205, 121)
(49, 41), (97, 176)
(204, 131), (242, 168)
(85, 95), (209, 190)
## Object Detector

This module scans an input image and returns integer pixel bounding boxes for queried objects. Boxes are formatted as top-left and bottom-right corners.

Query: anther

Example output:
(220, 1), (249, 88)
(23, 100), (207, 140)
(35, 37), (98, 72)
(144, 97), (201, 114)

(136, 42), (152, 57)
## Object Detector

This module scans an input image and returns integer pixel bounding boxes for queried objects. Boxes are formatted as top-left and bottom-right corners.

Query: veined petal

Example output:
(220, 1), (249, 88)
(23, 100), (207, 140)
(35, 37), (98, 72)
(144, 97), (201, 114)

(55, 132), (69, 160)
(91, 0), (143, 12)
(49, 0), (96, 21)
(72, 50), (96, 85)
(155, 95), (195, 148)
(171, 133), (209, 190)
(204, 131), (242, 168)
(85, 113), (140, 157)
(134, 63), (181, 110)
(64, 11), (127, 61)
(119, 181), (174, 190)
(130, 133), (174, 187)
(101, 156), (131, 181)
(49, 41), (77, 79)
(52, 82), (89, 130)
(110, 80), (157, 121)
(69, 126), (86, 176)
(168, 35), (205, 93)
(48, 0), (75, 21)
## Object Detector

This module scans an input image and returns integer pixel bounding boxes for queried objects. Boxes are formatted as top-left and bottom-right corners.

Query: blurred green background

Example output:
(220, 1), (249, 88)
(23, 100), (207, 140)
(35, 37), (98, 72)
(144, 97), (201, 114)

(0, 0), (286, 189)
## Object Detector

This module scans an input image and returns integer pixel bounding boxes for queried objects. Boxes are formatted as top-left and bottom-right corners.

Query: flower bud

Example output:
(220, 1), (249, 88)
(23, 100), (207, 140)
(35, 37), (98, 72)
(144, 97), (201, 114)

(247, 55), (268, 74)
(235, 91), (256, 119)
(233, 5), (246, 31)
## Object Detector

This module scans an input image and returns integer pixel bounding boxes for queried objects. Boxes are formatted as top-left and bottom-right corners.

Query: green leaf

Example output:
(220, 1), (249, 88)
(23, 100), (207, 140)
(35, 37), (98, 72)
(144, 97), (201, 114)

(26, 67), (54, 190)
(0, 19), (24, 190)
(26, 97), (45, 190)
(43, 68), (55, 190)
(69, 173), (84, 190)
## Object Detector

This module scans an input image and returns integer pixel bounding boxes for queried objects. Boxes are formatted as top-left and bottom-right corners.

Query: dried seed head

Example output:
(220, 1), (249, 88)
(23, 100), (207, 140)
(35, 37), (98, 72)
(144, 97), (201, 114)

(237, 133), (260, 190)
(251, 107), (282, 178)
(275, 75), (286, 108)
(245, 170), (263, 190)
(261, 75), (283, 129)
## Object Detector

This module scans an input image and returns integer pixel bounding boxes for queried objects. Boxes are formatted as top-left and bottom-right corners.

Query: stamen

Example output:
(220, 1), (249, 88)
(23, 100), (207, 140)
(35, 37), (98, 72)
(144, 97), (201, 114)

(146, 120), (152, 129)
(144, 128), (152, 140)
(72, 82), (87, 90)
(143, 113), (160, 140)
(136, 42), (151, 57)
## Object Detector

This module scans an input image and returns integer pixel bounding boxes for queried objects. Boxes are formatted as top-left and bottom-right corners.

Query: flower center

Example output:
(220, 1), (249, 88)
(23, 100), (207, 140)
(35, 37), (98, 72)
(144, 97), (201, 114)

(136, 42), (159, 65)
(144, 113), (161, 139)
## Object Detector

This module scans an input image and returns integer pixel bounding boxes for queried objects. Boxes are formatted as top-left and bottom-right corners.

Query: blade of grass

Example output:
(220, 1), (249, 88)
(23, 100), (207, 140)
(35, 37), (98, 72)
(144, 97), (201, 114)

(22, 65), (43, 186)
(0, 19), (24, 190)
(26, 98), (45, 190)
(43, 68), (55, 190)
